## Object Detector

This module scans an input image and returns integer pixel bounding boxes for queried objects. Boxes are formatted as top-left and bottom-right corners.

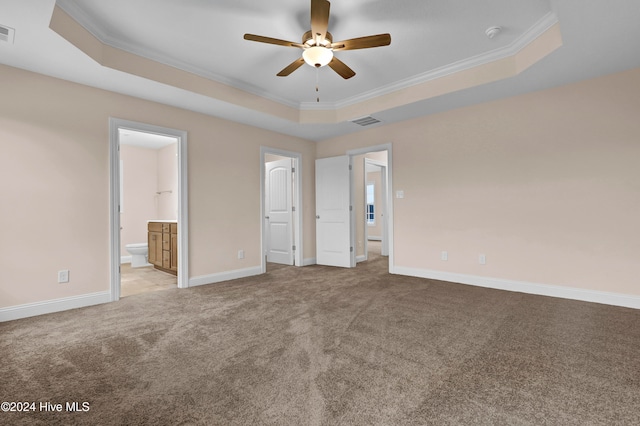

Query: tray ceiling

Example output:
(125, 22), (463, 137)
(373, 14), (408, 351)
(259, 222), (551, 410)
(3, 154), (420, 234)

(1, 0), (639, 141)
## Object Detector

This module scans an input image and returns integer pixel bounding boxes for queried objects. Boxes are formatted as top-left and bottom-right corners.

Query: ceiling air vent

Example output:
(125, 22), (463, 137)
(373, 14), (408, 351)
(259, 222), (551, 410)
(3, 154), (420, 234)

(351, 116), (381, 127)
(0, 25), (15, 44)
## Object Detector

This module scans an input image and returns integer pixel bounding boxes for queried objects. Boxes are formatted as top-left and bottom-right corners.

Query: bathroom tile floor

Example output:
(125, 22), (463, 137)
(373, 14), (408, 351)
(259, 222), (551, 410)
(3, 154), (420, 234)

(120, 263), (177, 297)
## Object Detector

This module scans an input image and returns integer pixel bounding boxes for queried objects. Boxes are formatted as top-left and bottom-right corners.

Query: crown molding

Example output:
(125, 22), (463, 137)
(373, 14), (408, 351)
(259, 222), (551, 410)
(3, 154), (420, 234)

(300, 11), (559, 111)
(55, 1), (558, 117)
(54, 0), (300, 109)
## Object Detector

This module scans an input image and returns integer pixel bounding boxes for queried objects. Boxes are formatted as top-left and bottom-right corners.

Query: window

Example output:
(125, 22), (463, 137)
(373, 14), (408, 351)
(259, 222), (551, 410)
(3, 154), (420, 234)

(366, 182), (375, 225)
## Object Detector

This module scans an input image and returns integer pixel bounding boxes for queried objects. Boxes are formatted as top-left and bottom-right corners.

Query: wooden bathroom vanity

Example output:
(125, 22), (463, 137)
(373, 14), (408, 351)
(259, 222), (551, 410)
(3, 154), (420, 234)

(148, 221), (178, 275)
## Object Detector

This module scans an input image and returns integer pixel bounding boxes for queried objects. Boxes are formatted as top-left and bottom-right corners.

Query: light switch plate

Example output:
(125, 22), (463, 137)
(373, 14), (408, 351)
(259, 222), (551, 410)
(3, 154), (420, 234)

(396, 190), (404, 199)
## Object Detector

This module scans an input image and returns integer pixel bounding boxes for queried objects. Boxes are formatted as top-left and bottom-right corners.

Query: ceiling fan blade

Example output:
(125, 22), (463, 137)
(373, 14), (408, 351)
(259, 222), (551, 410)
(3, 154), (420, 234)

(328, 57), (356, 79)
(331, 33), (391, 51)
(277, 57), (306, 77)
(310, 0), (330, 44)
(244, 34), (304, 48)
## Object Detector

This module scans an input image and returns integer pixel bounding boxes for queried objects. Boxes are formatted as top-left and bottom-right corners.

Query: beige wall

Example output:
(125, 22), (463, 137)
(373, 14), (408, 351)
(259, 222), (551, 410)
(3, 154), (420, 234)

(318, 67), (640, 297)
(0, 64), (315, 309)
(157, 143), (178, 220)
(2, 61), (639, 313)
(265, 153), (287, 163)
(120, 145), (158, 254)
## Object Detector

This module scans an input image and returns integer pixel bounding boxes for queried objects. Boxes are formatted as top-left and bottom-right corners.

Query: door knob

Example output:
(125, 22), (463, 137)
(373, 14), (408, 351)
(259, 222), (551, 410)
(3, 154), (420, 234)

(265, 216), (270, 219)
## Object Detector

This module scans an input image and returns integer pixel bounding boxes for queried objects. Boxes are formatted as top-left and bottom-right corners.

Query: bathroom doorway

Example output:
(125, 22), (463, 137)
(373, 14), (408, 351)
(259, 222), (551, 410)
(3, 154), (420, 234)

(109, 119), (189, 301)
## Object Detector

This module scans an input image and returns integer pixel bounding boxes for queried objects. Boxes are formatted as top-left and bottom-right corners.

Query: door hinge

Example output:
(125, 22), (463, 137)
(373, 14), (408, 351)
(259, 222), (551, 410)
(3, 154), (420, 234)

(292, 167), (295, 173)
(292, 206), (295, 212)
(349, 205), (352, 211)
(350, 246), (354, 252)
(292, 245), (296, 251)
(349, 165), (352, 171)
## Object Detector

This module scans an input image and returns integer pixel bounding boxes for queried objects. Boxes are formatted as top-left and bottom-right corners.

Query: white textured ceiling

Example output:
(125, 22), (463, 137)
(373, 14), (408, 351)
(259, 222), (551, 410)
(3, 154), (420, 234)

(1, 0), (640, 141)
(54, 0), (553, 107)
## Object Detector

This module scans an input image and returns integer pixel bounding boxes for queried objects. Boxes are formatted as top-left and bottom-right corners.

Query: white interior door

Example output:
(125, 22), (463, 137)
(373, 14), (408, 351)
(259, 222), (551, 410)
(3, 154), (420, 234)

(316, 156), (353, 268)
(265, 159), (293, 265)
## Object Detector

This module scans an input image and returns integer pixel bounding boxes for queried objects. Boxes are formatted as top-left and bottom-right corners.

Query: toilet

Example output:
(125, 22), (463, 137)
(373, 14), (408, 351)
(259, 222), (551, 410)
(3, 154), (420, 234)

(125, 243), (150, 268)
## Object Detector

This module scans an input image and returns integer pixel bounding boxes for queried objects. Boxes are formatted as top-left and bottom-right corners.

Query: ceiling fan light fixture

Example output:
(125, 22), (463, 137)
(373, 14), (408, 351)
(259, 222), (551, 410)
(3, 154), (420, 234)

(244, 1), (387, 79)
(303, 46), (333, 67)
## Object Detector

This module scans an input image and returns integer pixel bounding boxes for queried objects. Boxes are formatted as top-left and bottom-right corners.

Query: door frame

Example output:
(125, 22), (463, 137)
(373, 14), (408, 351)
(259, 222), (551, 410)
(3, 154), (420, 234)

(264, 157), (294, 265)
(109, 118), (189, 301)
(347, 143), (394, 273)
(260, 146), (303, 272)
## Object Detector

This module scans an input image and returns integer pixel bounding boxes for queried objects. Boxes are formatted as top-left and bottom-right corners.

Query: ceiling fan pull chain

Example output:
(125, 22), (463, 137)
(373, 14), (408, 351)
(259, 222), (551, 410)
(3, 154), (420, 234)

(316, 67), (320, 102)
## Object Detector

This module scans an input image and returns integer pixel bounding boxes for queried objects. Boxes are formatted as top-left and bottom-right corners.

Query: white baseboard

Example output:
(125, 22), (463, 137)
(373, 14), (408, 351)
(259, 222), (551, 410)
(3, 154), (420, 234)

(189, 266), (262, 288)
(393, 266), (640, 310)
(368, 236), (382, 241)
(0, 291), (112, 322)
(303, 257), (317, 266)
(356, 255), (367, 263)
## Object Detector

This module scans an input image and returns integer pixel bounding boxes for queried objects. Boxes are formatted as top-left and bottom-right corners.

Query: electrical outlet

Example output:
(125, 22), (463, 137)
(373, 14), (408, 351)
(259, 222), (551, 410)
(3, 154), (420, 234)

(238, 249), (244, 260)
(479, 254), (486, 265)
(58, 270), (69, 283)
(441, 251), (448, 261)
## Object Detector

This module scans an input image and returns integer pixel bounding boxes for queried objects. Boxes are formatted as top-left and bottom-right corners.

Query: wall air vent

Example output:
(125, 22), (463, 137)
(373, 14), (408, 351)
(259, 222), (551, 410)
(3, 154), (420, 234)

(351, 116), (381, 127)
(0, 25), (15, 44)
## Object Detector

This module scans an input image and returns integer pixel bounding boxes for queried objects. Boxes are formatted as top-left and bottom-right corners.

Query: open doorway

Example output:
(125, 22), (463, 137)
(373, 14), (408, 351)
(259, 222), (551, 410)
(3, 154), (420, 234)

(362, 157), (388, 261)
(260, 147), (303, 273)
(350, 149), (390, 266)
(314, 143), (393, 271)
(109, 119), (189, 302)
(119, 129), (178, 297)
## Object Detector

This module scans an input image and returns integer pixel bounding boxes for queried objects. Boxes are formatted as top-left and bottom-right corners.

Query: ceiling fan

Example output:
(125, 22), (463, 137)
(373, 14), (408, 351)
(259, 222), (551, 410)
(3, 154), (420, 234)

(243, 0), (391, 80)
